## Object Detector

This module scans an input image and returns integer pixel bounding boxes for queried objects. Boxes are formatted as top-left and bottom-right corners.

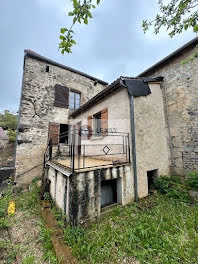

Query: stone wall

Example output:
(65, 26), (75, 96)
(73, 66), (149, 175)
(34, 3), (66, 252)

(15, 55), (106, 183)
(143, 46), (198, 175)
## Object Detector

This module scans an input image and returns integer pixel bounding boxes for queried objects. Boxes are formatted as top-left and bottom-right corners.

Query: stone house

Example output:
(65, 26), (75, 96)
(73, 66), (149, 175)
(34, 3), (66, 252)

(138, 37), (198, 175)
(15, 50), (107, 183)
(15, 37), (198, 224)
(45, 76), (170, 224)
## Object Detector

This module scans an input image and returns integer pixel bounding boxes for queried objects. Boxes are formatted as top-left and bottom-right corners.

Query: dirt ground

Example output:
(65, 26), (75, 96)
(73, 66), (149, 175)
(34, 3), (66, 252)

(0, 210), (49, 264)
(9, 210), (48, 264)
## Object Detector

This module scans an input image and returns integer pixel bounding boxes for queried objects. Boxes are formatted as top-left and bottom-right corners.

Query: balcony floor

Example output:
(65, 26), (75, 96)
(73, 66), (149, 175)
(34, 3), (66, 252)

(53, 156), (127, 172)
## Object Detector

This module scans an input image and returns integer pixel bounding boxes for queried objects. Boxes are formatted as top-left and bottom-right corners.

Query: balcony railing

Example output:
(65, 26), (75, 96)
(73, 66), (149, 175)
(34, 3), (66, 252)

(44, 129), (130, 172)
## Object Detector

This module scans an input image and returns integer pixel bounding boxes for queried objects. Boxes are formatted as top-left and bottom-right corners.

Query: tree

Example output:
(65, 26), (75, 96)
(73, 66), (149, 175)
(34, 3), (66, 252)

(59, 0), (101, 54)
(142, 0), (198, 37)
(60, 0), (198, 54)
(0, 111), (18, 131)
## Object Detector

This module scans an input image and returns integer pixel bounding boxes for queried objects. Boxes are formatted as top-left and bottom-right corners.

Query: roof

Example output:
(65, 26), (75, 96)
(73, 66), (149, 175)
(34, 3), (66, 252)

(24, 50), (108, 85)
(0, 127), (9, 140)
(138, 36), (198, 77)
(70, 76), (163, 118)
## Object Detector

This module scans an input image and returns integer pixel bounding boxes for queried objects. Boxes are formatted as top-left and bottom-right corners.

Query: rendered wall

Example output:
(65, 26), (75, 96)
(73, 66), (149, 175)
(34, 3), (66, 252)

(134, 83), (170, 198)
(72, 83), (170, 199)
(72, 87), (131, 162)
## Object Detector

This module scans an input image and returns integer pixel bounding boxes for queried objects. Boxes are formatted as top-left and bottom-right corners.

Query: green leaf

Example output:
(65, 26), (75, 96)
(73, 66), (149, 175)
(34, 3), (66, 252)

(60, 35), (66, 40)
(68, 12), (74, 16)
(71, 39), (76, 45)
(184, 24), (188, 30)
(84, 17), (88, 25)
(60, 28), (67, 34)
(193, 24), (198, 32)
(87, 12), (92, 18)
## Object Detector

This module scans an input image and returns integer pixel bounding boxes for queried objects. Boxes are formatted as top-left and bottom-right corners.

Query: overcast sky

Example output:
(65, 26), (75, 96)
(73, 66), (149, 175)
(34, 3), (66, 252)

(0, 0), (195, 113)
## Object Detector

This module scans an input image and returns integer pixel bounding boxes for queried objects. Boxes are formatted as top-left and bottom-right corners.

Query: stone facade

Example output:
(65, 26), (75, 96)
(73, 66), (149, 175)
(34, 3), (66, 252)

(141, 45), (198, 175)
(15, 53), (107, 183)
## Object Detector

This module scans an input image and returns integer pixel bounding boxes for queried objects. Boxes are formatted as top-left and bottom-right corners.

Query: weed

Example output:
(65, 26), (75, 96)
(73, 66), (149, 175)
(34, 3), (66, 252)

(63, 194), (198, 263)
(16, 182), (40, 214)
(43, 192), (52, 202)
(37, 222), (58, 264)
(0, 187), (13, 229)
(186, 171), (198, 190)
(22, 255), (35, 264)
(154, 175), (190, 202)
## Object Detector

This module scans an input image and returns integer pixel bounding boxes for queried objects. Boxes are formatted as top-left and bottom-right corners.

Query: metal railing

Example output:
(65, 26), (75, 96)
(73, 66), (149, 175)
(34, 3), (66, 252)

(44, 129), (130, 172)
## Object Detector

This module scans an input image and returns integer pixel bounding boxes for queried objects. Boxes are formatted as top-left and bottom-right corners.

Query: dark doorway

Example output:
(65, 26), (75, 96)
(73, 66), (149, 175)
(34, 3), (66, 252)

(59, 124), (69, 144)
(147, 169), (158, 192)
(101, 179), (117, 208)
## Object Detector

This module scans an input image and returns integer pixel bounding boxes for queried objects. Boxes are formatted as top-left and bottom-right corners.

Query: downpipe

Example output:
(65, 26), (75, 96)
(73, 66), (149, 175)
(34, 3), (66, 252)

(130, 95), (138, 203)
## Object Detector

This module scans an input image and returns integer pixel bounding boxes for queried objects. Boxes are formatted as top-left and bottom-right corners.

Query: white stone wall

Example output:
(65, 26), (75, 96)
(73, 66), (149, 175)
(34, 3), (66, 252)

(15, 56), (106, 183)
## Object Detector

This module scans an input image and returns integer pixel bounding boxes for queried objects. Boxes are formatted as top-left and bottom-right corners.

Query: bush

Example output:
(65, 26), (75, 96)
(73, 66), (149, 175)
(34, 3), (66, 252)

(186, 171), (198, 190)
(7, 129), (16, 142)
(154, 176), (189, 202)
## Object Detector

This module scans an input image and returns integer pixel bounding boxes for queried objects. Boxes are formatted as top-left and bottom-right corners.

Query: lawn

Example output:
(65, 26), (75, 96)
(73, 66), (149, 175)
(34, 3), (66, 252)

(63, 194), (198, 264)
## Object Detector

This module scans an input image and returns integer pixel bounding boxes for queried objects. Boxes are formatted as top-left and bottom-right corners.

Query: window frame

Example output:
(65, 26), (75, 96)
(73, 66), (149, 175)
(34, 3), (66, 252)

(69, 90), (81, 110)
(93, 111), (102, 135)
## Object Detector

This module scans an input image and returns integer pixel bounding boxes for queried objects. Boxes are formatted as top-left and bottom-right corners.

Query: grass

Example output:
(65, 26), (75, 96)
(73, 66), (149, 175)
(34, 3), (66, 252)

(62, 195), (198, 264)
(0, 181), (58, 264)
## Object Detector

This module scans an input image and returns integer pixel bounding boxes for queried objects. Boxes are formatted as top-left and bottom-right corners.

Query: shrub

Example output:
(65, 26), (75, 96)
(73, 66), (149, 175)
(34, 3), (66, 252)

(186, 171), (198, 190)
(7, 129), (16, 142)
(154, 176), (189, 202)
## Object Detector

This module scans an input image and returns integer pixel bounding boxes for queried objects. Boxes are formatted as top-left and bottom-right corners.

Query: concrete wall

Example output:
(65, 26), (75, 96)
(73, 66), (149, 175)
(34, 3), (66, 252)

(47, 163), (132, 225)
(135, 83), (170, 198)
(143, 46), (198, 174)
(15, 56), (106, 183)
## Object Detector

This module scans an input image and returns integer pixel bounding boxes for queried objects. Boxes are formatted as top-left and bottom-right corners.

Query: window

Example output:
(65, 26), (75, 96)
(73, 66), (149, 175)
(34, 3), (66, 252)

(93, 111), (102, 134)
(69, 91), (81, 110)
(54, 84), (69, 108)
(90, 108), (108, 137)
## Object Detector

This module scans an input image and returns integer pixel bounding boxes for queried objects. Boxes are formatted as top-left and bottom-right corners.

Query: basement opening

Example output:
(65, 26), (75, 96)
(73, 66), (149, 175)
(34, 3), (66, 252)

(147, 169), (158, 192)
(59, 124), (69, 144)
(101, 179), (117, 208)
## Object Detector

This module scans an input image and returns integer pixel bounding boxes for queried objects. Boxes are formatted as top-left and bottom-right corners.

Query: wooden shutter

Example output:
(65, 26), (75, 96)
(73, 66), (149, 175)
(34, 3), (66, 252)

(87, 115), (93, 139)
(54, 84), (69, 108)
(48, 123), (59, 145)
(101, 108), (108, 134)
